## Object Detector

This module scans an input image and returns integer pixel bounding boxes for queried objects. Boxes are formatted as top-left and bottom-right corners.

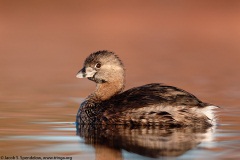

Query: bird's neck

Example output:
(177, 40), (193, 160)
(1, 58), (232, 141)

(89, 79), (125, 102)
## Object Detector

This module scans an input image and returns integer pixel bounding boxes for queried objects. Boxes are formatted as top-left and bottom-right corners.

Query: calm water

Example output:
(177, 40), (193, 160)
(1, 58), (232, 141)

(1, 95), (240, 160)
(1, 1), (240, 159)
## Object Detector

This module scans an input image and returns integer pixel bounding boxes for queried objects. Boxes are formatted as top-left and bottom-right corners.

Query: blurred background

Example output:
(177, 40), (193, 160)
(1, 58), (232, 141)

(0, 0), (240, 158)
(1, 0), (240, 102)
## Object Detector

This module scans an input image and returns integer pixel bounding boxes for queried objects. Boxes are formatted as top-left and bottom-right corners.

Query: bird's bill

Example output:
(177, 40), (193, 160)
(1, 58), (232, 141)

(76, 67), (97, 78)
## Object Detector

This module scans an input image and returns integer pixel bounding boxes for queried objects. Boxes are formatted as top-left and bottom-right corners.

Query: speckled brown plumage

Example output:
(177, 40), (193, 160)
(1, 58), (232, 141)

(76, 50), (218, 127)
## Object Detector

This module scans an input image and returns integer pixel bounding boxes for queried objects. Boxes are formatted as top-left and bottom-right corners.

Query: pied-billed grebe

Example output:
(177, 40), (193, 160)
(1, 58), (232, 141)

(76, 50), (218, 127)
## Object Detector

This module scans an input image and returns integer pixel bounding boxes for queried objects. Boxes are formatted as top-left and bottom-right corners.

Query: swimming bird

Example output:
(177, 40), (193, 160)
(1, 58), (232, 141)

(76, 50), (217, 127)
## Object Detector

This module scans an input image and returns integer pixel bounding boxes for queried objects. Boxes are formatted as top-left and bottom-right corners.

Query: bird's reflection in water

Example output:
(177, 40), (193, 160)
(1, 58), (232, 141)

(77, 125), (215, 159)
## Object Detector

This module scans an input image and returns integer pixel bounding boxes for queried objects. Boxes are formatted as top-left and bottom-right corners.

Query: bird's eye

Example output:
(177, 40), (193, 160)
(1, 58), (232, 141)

(95, 63), (101, 69)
